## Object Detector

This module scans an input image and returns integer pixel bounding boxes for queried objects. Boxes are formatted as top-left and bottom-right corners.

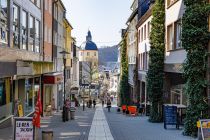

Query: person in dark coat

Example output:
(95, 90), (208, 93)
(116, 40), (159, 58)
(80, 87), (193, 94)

(93, 99), (96, 108)
(107, 99), (111, 112)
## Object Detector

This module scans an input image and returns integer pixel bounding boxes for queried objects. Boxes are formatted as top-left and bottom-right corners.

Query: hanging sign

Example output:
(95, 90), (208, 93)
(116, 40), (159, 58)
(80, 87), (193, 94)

(14, 117), (35, 140)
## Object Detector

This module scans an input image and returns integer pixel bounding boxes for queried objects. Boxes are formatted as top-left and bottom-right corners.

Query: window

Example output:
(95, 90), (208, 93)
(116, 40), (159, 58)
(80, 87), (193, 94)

(81, 52), (83, 56)
(175, 20), (182, 49)
(144, 24), (146, 40)
(22, 10), (27, 50)
(48, 0), (52, 14)
(13, 4), (20, 48)
(141, 28), (143, 42)
(0, 0), (8, 45)
(35, 20), (40, 52)
(45, 0), (48, 10)
(48, 28), (51, 43)
(138, 30), (140, 43)
(44, 25), (47, 42)
(29, 15), (34, 52)
(94, 52), (96, 56)
(167, 24), (173, 50)
(147, 22), (150, 38)
(167, 0), (177, 7)
(36, 0), (40, 8)
(87, 52), (90, 56)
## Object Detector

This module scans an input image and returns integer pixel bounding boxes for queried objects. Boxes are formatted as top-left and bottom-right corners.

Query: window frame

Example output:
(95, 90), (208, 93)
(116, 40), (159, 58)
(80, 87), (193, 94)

(13, 4), (20, 48)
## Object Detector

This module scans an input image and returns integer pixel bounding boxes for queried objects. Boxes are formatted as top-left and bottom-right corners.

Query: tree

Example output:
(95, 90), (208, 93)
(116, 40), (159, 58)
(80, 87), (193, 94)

(147, 0), (165, 122)
(182, 0), (210, 136)
(119, 38), (130, 105)
(82, 59), (98, 98)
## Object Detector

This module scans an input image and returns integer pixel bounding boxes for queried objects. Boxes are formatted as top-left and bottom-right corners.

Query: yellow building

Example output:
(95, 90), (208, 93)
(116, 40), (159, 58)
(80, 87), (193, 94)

(63, 18), (73, 80)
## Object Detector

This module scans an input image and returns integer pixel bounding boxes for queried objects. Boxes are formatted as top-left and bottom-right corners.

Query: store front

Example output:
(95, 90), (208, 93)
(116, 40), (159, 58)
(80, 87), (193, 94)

(43, 73), (63, 115)
(15, 77), (41, 117)
(0, 78), (12, 121)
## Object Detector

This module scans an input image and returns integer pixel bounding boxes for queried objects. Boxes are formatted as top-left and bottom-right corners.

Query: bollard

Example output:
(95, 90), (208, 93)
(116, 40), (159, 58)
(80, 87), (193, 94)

(42, 130), (53, 140)
(70, 111), (75, 120)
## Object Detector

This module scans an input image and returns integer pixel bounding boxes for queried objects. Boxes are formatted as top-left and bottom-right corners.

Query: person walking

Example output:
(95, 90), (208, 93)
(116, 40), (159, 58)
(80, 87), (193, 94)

(93, 99), (96, 108)
(107, 99), (111, 112)
(102, 100), (104, 107)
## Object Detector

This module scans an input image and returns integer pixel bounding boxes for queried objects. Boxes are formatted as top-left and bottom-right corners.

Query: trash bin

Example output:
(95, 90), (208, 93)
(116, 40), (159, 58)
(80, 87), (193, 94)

(42, 130), (53, 140)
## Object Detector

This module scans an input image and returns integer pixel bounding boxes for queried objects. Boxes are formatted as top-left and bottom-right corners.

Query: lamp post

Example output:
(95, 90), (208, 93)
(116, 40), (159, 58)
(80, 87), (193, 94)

(59, 50), (70, 104)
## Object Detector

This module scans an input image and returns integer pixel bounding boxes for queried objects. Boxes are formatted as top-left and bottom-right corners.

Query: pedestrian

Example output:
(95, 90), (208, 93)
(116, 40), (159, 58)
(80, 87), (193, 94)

(107, 99), (111, 112)
(93, 99), (96, 108)
(102, 100), (104, 107)
(89, 99), (92, 108)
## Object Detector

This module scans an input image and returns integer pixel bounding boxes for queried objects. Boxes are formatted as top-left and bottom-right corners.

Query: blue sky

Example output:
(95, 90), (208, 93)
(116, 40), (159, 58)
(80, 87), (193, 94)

(62, 0), (132, 47)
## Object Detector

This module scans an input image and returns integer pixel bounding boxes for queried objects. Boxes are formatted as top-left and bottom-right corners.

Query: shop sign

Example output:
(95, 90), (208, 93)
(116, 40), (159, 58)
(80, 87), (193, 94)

(14, 117), (35, 140)
(198, 119), (210, 140)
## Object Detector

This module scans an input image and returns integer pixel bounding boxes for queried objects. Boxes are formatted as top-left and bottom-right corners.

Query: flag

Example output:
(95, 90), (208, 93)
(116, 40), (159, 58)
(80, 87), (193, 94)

(32, 89), (42, 128)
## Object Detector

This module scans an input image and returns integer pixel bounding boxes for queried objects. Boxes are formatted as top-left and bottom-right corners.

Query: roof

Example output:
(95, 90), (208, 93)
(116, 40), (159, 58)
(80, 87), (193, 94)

(126, 8), (138, 24)
(85, 41), (98, 50)
(83, 30), (98, 50)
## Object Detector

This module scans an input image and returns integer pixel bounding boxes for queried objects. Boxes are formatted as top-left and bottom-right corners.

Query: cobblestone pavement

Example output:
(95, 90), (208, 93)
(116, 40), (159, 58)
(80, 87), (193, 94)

(38, 106), (95, 140)
(0, 106), (95, 140)
(104, 107), (196, 140)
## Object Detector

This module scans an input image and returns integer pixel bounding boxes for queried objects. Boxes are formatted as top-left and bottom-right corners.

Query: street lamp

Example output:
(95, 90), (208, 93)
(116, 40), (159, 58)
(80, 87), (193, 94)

(59, 50), (70, 104)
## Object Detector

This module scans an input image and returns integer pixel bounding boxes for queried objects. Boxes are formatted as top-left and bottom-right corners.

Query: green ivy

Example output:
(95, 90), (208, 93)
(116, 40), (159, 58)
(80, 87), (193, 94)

(182, 0), (210, 137)
(119, 38), (130, 105)
(147, 0), (165, 122)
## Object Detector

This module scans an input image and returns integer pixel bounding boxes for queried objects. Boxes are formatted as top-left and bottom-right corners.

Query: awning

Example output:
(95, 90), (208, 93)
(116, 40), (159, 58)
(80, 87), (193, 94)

(43, 72), (63, 84)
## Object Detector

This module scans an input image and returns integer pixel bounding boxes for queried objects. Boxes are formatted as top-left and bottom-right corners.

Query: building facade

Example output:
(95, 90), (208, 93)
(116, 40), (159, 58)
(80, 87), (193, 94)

(127, 0), (138, 103)
(0, 0), (55, 126)
(137, 0), (151, 108)
(164, 0), (187, 106)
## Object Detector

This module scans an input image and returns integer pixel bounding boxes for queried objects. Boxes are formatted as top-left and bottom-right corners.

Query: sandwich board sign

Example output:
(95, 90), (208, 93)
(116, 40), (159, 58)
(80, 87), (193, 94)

(14, 117), (35, 140)
(199, 119), (210, 140)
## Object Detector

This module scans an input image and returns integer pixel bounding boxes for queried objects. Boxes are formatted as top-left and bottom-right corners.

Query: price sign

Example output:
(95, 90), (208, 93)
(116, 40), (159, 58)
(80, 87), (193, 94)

(14, 117), (35, 140)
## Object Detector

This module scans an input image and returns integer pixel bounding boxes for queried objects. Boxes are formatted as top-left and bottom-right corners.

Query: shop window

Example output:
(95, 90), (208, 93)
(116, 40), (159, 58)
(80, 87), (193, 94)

(29, 15), (35, 52)
(167, 24), (173, 50)
(13, 4), (20, 48)
(35, 19), (40, 53)
(25, 79), (34, 115)
(0, 0), (8, 45)
(22, 10), (28, 50)
(0, 80), (6, 106)
(171, 84), (187, 106)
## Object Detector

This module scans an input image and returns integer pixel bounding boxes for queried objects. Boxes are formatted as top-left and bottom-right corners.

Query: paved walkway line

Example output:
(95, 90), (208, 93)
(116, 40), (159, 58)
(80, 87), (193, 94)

(88, 105), (114, 140)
